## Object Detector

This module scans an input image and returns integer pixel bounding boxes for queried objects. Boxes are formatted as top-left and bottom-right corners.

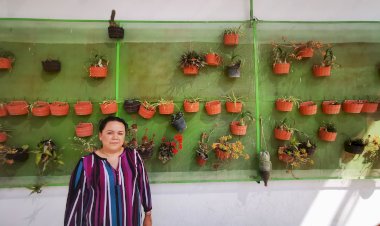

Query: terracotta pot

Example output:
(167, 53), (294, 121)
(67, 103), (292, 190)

(205, 53), (221, 66)
(0, 132), (7, 143)
(0, 58), (12, 69)
(313, 65), (331, 77)
(322, 101), (341, 115)
(31, 101), (50, 117)
(6, 101), (29, 115)
(223, 33), (239, 46)
(297, 47), (314, 58)
(196, 155), (207, 166)
(225, 101), (242, 113)
(75, 123), (93, 137)
(214, 148), (230, 160)
(138, 105), (156, 119)
(123, 99), (141, 113)
(230, 121), (247, 136)
(108, 26), (124, 39)
(299, 101), (317, 115)
(183, 101), (199, 113)
(89, 66), (108, 78)
(275, 99), (293, 112)
(318, 127), (337, 142)
(343, 100), (364, 113)
(42, 60), (61, 72)
(361, 101), (378, 113)
(100, 101), (118, 114)
(74, 101), (93, 115)
(205, 100), (221, 115)
(50, 102), (69, 116)
(0, 104), (8, 117)
(274, 128), (292, 141)
(159, 103), (174, 115)
(183, 65), (198, 75)
(273, 63), (290, 75)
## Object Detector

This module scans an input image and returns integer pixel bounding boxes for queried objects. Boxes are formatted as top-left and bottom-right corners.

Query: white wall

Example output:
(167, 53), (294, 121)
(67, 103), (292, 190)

(1, 1), (380, 226)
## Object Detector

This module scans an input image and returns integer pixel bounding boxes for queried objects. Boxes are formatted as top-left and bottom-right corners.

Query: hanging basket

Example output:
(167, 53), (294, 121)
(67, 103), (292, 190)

(299, 101), (317, 115)
(273, 63), (290, 75)
(278, 146), (294, 163)
(159, 103), (175, 115)
(50, 101), (69, 116)
(343, 100), (364, 113)
(313, 65), (331, 77)
(230, 121), (247, 136)
(123, 99), (141, 113)
(297, 47), (314, 58)
(318, 127), (337, 142)
(89, 66), (108, 78)
(108, 26), (124, 39)
(31, 101), (50, 117)
(0, 104), (8, 117)
(42, 60), (61, 73)
(0, 58), (12, 69)
(322, 101), (341, 115)
(225, 101), (242, 113)
(226, 65), (240, 78)
(274, 128), (292, 141)
(138, 105), (156, 119)
(214, 148), (231, 160)
(0, 132), (7, 143)
(223, 33), (239, 46)
(205, 100), (221, 115)
(75, 123), (93, 137)
(100, 101), (118, 114)
(74, 101), (93, 116)
(171, 113), (187, 132)
(344, 140), (365, 154)
(183, 65), (198, 75)
(275, 99), (293, 112)
(205, 53), (221, 66)
(6, 101), (29, 116)
(361, 101), (378, 113)
(183, 100), (199, 113)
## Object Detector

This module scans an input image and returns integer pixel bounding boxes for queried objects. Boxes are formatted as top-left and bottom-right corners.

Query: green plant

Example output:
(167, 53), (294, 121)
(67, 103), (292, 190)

(223, 25), (243, 36)
(275, 118), (295, 132)
(158, 98), (174, 105)
(212, 135), (249, 160)
(71, 136), (99, 154)
(278, 138), (315, 172)
(272, 46), (291, 64)
(0, 49), (15, 61)
(277, 96), (301, 108)
(225, 53), (242, 68)
(89, 54), (109, 67)
(141, 100), (158, 110)
(196, 132), (210, 160)
(179, 51), (206, 69)
(32, 139), (64, 175)
(320, 122), (337, 133)
(184, 96), (202, 103)
(235, 110), (254, 126)
(318, 48), (339, 67)
(362, 135), (380, 164)
(222, 91), (245, 104)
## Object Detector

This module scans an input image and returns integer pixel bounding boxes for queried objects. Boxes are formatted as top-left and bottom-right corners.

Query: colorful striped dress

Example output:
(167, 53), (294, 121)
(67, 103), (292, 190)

(64, 148), (152, 226)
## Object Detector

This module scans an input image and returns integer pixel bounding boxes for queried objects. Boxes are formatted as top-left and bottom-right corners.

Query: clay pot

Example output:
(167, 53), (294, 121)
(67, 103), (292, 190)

(273, 63), (290, 75)
(205, 100), (221, 115)
(322, 101), (341, 115)
(299, 101), (317, 115)
(6, 101), (29, 116)
(275, 99), (293, 112)
(274, 128), (292, 141)
(342, 100), (364, 113)
(230, 121), (247, 136)
(318, 127), (337, 142)
(0, 58), (12, 69)
(361, 101), (378, 113)
(223, 33), (239, 46)
(75, 123), (93, 137)
(50, 102), (69, 116)
(297, 47), (314, 58)
(159, 103), (174, 115)
(74, 101), (93, 116)
(100, 101), (118, 114)
(205, 53), (221, 66)
(138, 105), (156, 119)
(89, 66), (108, 78)
(183, 100), (199, 113)
(214, 148), (230, 160)
(183, 65), (198, 75)
(313, 65), (331, 77)
(225, 101), (242, 113)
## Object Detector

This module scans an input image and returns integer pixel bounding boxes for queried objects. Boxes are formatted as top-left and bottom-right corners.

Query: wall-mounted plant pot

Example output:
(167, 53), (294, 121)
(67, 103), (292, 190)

(322, 101), (341, 114)
(108, 26), (124, 39)
(74, 101), (93, 116)
(214, 148), (230, 160)
(100, 101), (118, 114)
(278, 146), (294, 163)
(137, 146), (154, 160)
(318, 127), (337, 142)
(344, 139), (365, 154)
(171, 112), (187, 132)
(313, 65), (331, 77)
(0, 132), (7, 143)
(0, 58), (12, 69)
(6, 101), (29, 116)
(225, 101), (242, 113)
(361, 101), (378, 113)
(89, 66), (108, 78)
(230, 121), (247, 136)
(6, 147), (29, 162)
(226, 65), (240, 78)
(223, 33), (239, 46)
(159, 103), (174, 115)
(343, 100), (364, 113)
(183, 100), (199, 113)
(298, 141), (317, 156)
(274, 128), (292, 140)
(123, 99), (141, 113)
(205, 53), (221, 66)
(299, 101), (317, 115)
(42, 60), (61, 73)
(205, 100), (221, 115)
(183, 65), (198, 75)
(196, 154), (208, 166)
(138, 105), (156, 119)
(0, 104), (8, 117)
(297, 47), (314, 58)
(273, 63), (290, 75)
(50, 101), (69, 116)
(275, 99), (293, 112)
(75, 123), (93, 137)
(31, 101), (50, 117)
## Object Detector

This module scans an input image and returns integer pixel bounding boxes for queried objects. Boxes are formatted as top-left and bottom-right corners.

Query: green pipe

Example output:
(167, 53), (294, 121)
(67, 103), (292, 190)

(115, 41), (121, 117)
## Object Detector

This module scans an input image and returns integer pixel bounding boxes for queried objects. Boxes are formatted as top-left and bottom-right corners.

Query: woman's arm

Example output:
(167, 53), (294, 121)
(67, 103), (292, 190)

(136, 151), (152, 213)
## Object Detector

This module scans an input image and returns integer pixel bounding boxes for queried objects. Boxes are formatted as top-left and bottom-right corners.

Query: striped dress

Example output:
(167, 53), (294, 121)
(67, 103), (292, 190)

(64, 148), (152, 226)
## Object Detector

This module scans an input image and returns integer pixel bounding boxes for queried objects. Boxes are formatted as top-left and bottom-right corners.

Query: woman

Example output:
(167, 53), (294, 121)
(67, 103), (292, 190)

(64, 116), (152, 226)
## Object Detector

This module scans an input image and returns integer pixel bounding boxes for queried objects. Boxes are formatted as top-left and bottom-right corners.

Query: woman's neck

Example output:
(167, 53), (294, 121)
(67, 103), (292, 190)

(97, 147), (124, 158)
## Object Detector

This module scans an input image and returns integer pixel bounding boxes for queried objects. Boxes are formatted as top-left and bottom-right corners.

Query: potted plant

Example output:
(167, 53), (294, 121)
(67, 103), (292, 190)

(318, 122), (337, 142)
(171, 112), (187, 132)
(74, 101), (93, 115)
(361, 135), (380, 166)
(42, 58), (61, 73)
(136, 128), (155, 160)
(158, 135), (182, 164)
(196, 132), (210, 166)
(75, 122), (93, 138)
(223, 26), (242, 46)
(223, 91), (244, 113)
(71, 136), (98, 154)
(179, 51), (206, 75)
(205, 100), (221, 115)
(99, 100), (118, 115)
(49, 101), (69, 116)
(0, 124), (10, 143)
(183, 97), (202, 113)
(32, 139), (64, 175)
(272, 45), (291, 75)
(299, 101), (317, 116)
(313, 48), (338, 77)
(361, 99), (378, 113)
(6, 100), (29, 116)
(138, 100), (157, 119)
(342, 138), (367, 163)
(230, 110), (254, 136)
(342, 99), (364, 113)
(204, 50), (221, 66)
(275, 96), (300, 112)
(0, 49), (15, 70)
(108, 10), (124, 39)
(225, 53), (242, 78)
(0, 102), (8, 117)
(294, 40), (323, 59)
(274, 118), (294, 141)
(123, 99), (141, 113)
(322, 100), (341, 115)
(88, 54), (109, 78)
(158, 98), (175, 115)
(31, 101), (50, 117)
(212, 135), (249, 161)
(3, 144), (29, 165)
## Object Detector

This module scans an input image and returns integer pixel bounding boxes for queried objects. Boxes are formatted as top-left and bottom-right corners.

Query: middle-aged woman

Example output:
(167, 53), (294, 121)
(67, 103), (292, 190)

(64, 116), (152, 226)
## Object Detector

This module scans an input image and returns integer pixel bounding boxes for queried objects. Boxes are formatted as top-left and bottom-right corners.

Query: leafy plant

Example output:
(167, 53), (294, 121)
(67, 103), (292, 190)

(225, 53), (242, 68)
(277, 96), (301, 108)
(196, 132), (210, 160)
(272, 46), (292, 64)
(212, 135), (249, 160)
(158, 98), (174, 106)
(184, 96), (202, 103)
(320, 122), (337, 133)
(158, 135), (182, 164)
(275, 118), (295, 133)
(317, 48), (339, 67)
(362, 135), (380, 164)
(71, 136), (99, 154)
(141, 100), (158, 110)
(223, 25), (243, 35)
(179, 51), (206, 69)
(0, 49), (15, 61)
(32, 139), (64, 175)
(89, 54), (109, 67)
(235, 110), (254, 126)
(222, 91), (245, 104)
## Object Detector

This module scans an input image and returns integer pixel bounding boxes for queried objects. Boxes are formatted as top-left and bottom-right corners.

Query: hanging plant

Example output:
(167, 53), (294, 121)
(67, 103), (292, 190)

(230, 110), (254, 136)
(108, 10), (124, 39)
(183, 97), (202, 113)
(123, 99), (141, 113)
(42, 59), (61, 73)
(171, 111), (187, 132)
(223, 26), (242, 46)
(195, 132), (210, 166)
(205, 51), (221, 66)
(318, 122), (337, 142)
(158, 98), (175, 115)
(321, 100), (341, 115)
(32, 139), (64, 175)
(179, 51), (206, 75)
(88, 54), (109, 78)
(312, 48), (339, 77)
(138, 100), (157, 119)
(99, 100), (118, 115)
(50, 101), (69, 116)
(275, 96), (300, 112)
(0, 49), (15, 70)
(223, 91), (244, 113)
(225, 53), (243, 78)
(158, 134), (182, 164)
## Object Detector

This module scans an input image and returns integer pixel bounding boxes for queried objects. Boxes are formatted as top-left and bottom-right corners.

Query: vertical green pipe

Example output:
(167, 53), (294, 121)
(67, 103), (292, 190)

(253, 21), (261, 154)
(115, 41), (121, 117)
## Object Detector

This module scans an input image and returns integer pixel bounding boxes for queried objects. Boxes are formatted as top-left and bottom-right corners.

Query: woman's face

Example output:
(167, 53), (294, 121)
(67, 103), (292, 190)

(99, 121), (126, 152)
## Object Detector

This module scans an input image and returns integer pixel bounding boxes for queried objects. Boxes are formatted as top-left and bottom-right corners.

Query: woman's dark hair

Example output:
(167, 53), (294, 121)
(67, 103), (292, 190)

(98, 116), (128, 133)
